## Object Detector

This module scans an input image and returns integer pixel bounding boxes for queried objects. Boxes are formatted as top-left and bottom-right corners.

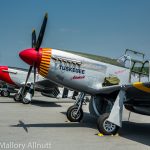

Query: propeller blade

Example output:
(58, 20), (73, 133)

(33, 65), (36, 93)
(32, 29), (36, 48)
(19, 65), (33, 97)
(33, 65), (36, 85)
(35, 13), (48, 51)
(25, 66), (33, 86)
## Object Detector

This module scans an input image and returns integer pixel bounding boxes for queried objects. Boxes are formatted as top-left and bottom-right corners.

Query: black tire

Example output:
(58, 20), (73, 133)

(97, 113), (119, 135)
(13, 94), (22, 102)
(1, 90), (10, 97)
(66, 105), (79, 119)
(22, 98), (31, 104)
(67, 105), (83, 122)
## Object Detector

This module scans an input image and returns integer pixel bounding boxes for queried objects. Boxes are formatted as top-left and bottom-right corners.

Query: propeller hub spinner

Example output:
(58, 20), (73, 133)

(19, 48), (42, 67)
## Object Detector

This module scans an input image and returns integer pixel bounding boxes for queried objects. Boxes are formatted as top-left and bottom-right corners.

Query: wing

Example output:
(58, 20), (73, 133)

(19, 79), (58, 91)
(96, 81), (150, 95)
(103, 81), (150, 127)
(34, 79), (58, 91)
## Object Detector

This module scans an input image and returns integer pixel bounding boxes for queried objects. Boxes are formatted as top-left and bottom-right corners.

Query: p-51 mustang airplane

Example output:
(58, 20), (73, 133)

(19, 13), (150, 135)
(0, 66), (76, 104)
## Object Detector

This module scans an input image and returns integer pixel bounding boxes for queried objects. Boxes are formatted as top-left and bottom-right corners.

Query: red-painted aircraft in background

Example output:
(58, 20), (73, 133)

(0, 65), (76, 104)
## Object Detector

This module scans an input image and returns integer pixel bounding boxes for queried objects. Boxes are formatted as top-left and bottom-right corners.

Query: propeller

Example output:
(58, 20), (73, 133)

(35, 13), (48, 51)
(32, 29), (37, 91)
(20, 13), (48, 97)
(32, 29), (36, 48)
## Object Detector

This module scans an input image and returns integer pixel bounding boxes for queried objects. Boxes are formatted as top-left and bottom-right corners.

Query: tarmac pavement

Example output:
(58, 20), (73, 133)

(0, 93), (149, 150)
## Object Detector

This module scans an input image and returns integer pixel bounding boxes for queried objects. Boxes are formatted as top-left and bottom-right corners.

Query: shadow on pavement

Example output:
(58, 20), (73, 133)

(0, 101), (16, 103)
(10, 113), (150, 146)
(31, 99), (62, 107)
(119, 121), (150, 146)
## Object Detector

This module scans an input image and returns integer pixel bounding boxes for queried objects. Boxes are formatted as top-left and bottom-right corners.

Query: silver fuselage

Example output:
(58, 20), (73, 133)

(42, 49), (149, 95)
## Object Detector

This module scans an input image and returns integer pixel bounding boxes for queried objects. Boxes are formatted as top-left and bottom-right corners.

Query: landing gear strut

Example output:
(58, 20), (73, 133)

(67, 92), (85, 122)
(22, 83), (34, 104)
(13, 87), (24, 102)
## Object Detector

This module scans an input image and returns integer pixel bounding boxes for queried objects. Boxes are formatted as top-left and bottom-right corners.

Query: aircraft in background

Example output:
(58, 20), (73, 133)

(19, 13), (150, 135)
(0, 80), (17, 97)
(0, 66), (77, 104)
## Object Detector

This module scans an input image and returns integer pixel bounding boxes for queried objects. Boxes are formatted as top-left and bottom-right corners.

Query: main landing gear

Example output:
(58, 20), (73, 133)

(97, 90), (125, 135)
(66, 89), (125, 135)
(13, 83), (34, 104)
(13, 87), (25, 102)
(14, 93), (22, 102)
(97, 113), (119, 135)
(67, 92), (85, 122)
(66, 92), (120, 135)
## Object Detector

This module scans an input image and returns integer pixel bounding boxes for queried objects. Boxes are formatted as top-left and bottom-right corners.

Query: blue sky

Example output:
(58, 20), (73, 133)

(0, 0), (150, 68)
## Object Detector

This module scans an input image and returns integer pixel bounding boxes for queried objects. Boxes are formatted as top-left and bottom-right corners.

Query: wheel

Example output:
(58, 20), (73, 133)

(1, 90), (10, 97)
(67, 105), (83, 122)
(22, 98), (31, 104)
(13, 94), (22, 102)
(97, 113), (119, 135)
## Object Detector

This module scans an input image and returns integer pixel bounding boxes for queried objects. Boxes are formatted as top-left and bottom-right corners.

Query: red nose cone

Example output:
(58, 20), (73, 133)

(19, 48), (42, 66)
(0, 66), (15, 85)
